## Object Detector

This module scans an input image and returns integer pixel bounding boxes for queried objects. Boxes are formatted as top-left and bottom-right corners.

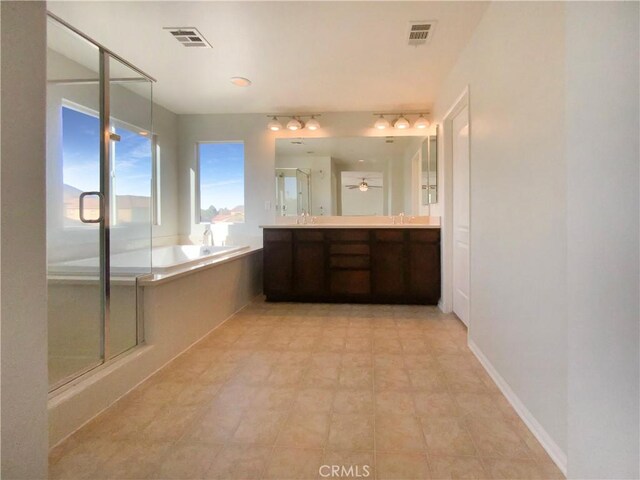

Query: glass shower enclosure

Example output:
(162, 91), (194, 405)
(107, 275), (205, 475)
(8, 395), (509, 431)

(275, 168), (311, 216)
(46, 13), (155, 389)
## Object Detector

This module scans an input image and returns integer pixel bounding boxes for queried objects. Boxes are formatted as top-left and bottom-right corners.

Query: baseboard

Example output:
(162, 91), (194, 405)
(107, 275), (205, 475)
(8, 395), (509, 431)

(467, 339), (568, 476)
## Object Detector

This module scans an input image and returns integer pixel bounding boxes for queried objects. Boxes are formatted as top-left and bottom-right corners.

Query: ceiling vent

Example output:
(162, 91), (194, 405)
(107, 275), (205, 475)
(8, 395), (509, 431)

(164, 27), (211, 48)
(407, 21), (436, 46)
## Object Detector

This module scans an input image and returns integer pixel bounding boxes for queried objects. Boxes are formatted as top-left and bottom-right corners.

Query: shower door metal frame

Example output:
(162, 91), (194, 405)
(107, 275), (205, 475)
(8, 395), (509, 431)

(47, 12), (156, 390)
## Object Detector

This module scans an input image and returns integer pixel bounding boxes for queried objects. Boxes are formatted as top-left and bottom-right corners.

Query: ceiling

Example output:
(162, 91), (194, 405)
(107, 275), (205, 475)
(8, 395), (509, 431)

(48, 1), (489, 115)
(275, 136), (424, 166)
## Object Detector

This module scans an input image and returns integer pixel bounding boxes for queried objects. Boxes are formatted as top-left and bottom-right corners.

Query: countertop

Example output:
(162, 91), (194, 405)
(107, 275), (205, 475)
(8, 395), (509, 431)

(259, 224), (440, 229)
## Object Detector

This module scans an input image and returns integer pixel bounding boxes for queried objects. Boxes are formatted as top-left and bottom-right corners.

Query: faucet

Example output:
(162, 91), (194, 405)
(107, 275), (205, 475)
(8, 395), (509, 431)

(300, 209), (308, 225)
(202, 224), (213, 247)
(399, 212), (405, 225)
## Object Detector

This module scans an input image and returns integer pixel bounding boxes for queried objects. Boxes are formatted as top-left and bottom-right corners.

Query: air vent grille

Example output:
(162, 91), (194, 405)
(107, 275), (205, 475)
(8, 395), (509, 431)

(408, 21), (436, 46)
(164, 27), (211, 48)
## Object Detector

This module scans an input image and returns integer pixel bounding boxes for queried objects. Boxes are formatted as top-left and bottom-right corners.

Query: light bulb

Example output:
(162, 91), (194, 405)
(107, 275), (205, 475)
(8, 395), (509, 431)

(414, 115), (430, 129)
(287, 118), (302, 131)
(374, 115), (390, 130)
(306, 116), (320, 131)
(394, 115), (410, 129)
(267, 116), (282, 131)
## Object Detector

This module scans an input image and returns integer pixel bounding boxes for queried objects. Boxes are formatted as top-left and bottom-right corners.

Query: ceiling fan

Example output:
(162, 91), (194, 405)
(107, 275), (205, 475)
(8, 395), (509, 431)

(345, 177), (383, 192)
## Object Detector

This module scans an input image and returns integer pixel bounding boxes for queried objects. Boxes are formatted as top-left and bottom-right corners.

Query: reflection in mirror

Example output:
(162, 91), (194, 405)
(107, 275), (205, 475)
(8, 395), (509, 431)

(275, 136), (426, 216)
(275, 168), (311, 216)
(421, 128), (438, 205)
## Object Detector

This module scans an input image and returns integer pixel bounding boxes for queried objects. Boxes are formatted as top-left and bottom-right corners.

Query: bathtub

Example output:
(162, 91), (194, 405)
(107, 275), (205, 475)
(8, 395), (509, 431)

(49, 244), (249, 277)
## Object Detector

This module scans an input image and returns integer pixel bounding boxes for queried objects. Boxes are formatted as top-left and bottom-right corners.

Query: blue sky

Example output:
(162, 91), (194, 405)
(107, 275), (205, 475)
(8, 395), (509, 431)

(62, 106), (151, 197)
(199, 142), (245, 210)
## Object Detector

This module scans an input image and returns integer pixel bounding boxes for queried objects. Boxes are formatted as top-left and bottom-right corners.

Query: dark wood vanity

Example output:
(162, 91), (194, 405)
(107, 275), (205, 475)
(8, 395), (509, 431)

(263, 227), (441, 305)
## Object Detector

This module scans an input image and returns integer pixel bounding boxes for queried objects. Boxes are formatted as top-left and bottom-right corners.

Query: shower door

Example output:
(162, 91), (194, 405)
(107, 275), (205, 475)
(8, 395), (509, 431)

(46, 14), (154, 389)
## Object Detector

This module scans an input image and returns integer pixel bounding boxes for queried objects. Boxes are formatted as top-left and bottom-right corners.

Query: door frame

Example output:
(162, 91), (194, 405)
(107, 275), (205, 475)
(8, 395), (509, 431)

(440, 86), (470, 316)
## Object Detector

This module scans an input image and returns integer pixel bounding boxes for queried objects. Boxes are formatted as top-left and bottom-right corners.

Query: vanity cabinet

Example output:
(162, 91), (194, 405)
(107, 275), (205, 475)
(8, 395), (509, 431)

(263, 227), (441, 305)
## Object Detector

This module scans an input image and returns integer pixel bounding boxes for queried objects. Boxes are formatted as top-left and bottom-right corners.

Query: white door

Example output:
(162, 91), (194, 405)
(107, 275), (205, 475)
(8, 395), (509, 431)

(452, 106), (470, 325)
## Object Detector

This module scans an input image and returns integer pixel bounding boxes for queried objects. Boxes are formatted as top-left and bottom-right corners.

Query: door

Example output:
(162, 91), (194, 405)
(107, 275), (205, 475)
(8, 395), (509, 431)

(46, 14), (154, 389)
(452, 106), (470, 325)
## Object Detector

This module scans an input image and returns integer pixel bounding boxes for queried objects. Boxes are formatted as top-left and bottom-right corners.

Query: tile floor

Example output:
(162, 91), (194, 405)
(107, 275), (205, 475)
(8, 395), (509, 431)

(49, 298), (565, 480)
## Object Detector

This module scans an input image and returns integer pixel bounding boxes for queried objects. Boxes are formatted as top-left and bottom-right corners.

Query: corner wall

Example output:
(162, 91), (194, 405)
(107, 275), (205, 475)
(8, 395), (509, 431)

(432, 0), (568, 466)
(0, 2), (49, 478)
(432, 2), (640, 477)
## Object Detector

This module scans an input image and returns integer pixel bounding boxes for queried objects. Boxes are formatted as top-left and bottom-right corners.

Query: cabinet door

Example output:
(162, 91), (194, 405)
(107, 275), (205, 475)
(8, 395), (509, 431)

(294, 241), (326, 295)
(408, 242), (441, 303)
(371, 242), (405, 296)
(264, 240), (293, 295)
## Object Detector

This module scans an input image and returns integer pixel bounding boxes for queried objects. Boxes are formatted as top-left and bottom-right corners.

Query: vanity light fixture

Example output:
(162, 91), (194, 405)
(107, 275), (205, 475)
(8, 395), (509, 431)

(374, 115), (390, 130)
(267, 114), (321, 132)
(373, 112), (430, 130)
(267, 116), (282, 131)
(287, 117), (303, 131)
(414, 114), (430, 129)
(394, 115), (410, 129)
(306, 116), (320, 131)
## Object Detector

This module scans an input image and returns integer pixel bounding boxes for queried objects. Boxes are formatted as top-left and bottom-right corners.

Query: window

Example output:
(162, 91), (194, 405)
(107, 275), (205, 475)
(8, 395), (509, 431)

(110, 123), (153, 225)
(61, 105), (100, 225)
(198, 142), (245, 223)
(61, 104), (158, 226)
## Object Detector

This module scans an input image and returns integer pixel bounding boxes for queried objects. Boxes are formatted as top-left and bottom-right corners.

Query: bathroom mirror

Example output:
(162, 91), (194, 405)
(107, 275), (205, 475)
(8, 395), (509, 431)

(421, 129), (438, 205)
(275, 136), (426, 216)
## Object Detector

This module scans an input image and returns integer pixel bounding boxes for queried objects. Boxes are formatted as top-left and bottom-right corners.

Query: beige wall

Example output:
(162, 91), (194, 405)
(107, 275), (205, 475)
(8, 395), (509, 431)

(432, 0), (568, 468)
(565, 2), (639, 478)
(0, 2), (49, 478)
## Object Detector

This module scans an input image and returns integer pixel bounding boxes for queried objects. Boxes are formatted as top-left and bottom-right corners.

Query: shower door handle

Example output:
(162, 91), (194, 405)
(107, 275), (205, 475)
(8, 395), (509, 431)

(79, 191), (104, 223)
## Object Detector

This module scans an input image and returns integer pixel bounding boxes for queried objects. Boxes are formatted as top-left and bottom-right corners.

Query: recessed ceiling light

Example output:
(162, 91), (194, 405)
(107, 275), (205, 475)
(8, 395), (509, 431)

(230, 77), (251, 87)
(358, 159), (365, 163)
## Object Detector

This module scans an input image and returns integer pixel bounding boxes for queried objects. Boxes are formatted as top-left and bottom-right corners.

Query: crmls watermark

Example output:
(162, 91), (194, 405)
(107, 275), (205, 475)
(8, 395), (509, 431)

(319, 464), (371, 478)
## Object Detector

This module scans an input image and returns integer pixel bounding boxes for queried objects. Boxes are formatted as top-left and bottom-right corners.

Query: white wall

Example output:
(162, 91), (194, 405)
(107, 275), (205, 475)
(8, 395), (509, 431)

(178, 112), (429, 245)
(432, 0), (568, 467)
(0, 2), (49, 478)
(565, 3), (639, 478)
(432, 2), (640, 477)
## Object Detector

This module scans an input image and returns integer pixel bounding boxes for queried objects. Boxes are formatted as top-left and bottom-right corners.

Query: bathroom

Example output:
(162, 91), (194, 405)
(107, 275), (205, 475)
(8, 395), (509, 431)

(1, 1), (638, 479)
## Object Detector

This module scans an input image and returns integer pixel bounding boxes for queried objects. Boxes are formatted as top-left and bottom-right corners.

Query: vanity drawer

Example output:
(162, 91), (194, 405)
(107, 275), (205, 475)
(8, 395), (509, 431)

(330, 243), (370, 255)
(374, 229), (405, 242)
(409, 229), (440, 243)
(330, 255), (370, 269)
(264, 229), (292, 242)
(326, 229), (369, 242)
(295, 230), (324, 242)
